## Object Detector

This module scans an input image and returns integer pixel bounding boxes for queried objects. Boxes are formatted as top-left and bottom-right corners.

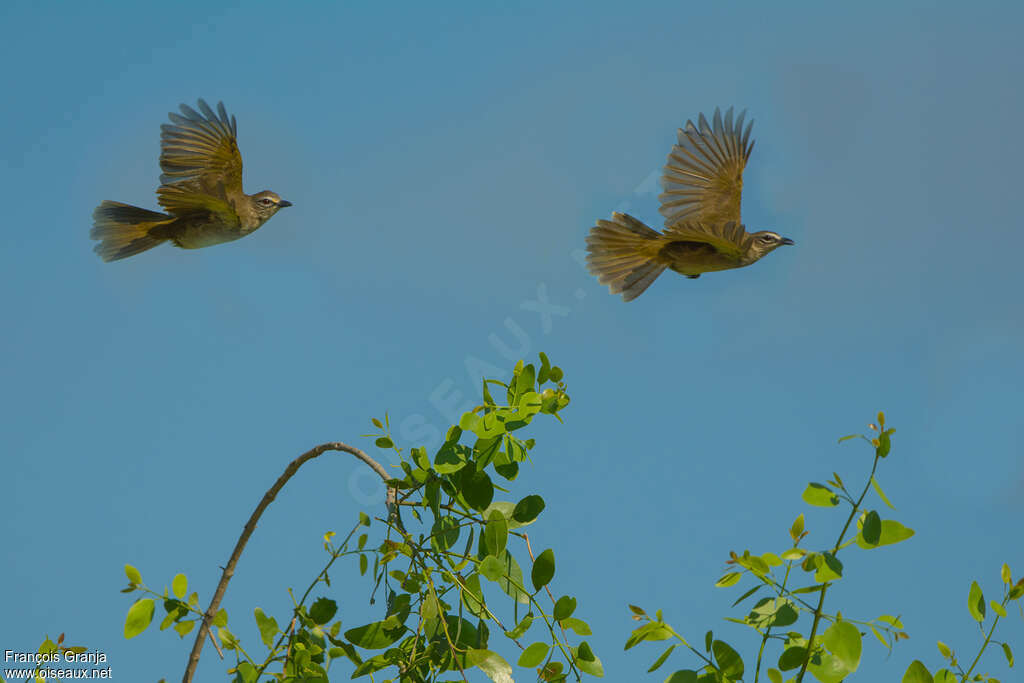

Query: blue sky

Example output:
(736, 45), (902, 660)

(2, 1), (1022, 681)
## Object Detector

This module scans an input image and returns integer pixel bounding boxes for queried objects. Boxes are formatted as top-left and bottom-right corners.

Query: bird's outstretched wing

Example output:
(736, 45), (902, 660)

(661, 220), (749, 261)
(157, 100), (244, 216)
(659, 107), (754, 228)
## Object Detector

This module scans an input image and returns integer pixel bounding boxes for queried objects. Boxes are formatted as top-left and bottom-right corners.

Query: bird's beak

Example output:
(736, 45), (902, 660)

(278, 200), (293, 208)
(780, 237), (795, 246)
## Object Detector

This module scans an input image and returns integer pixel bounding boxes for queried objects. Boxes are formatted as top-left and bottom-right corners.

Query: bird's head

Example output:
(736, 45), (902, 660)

(248, 190), (293, 226)
(743, 230), (794, 264)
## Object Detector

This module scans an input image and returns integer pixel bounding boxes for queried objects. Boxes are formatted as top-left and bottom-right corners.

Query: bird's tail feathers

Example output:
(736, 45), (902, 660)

(585, 212), (668, 302)
(91, 201), (171, 262)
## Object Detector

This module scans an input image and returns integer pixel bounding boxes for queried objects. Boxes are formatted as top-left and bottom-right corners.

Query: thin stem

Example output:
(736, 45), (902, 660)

(756, 562), (794, 681)
(962, 603), (1005, 680)
(795, 453), (880, 682)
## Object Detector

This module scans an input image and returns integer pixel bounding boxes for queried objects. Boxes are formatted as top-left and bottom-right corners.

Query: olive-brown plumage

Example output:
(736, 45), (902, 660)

(90, 99), (291, 262)
(586, 107), (793, 301)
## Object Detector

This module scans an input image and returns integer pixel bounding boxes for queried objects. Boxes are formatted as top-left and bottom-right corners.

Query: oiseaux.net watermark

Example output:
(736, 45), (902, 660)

(346, 168), (661, 504)
(4, 649), (111, 679)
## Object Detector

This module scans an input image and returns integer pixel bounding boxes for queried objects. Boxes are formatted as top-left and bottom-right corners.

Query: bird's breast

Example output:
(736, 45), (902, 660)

(167, 216), (250, 249)
(661, 241), (742, 276)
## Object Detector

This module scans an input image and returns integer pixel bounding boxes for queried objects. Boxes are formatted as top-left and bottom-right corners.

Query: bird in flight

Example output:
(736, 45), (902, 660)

(91, 99), (291, 262)
(586, 107), (793, 301)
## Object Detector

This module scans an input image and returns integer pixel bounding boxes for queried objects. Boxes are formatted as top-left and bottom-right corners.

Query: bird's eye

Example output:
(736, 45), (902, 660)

(760, 235), (776, 243)
(260, 198), (274, 206)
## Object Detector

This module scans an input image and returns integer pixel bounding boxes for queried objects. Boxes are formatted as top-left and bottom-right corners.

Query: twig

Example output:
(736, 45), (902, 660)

(182, 442), (399, 683)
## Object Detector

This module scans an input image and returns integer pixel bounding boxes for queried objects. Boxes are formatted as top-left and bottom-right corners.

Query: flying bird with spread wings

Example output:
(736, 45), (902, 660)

(90, 99), (291, 262)
(586, 107), (793, 301)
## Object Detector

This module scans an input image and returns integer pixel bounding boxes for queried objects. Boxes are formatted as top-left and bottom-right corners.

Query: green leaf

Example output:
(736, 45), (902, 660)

(234, 661), (256, 682)
(968, 581), (986, 622)
(902, 659), (934, 683)
(434, 442), (469, 474)
(512, 494), (545, 524)
(877, 430), (892, 458)
(411, 446), (430, 470)
(663, 672), (698, 683)
(538, 352), (551, 383)
(862, 510), (882, 546)
(778, 646), (807, 671)
(871, 476), (896, 509)
(460, 571), (487, 617)
(574, 641), (603, 676)
(218, 626), (238, 650)
(213, 608), (228, 627)
(561, 616), (592, 635)
(715, 572), (741, 587)
(492, 550), (529, 604)
(781, 547), (806, 561)
(790, 581), (823, 593)
(877, 614), (904, 628)
(124, 598), (155, 639)
(731, 584), (762, 607)
(475, 434), (504, 467)
(375, 436), (393, 449)
(254, 608), (280, 648)
(479, 554), (505, 582)
(459, 411), (481, 433)
(310, 597), (338, 624)
(870, 625), (889, 649)
(515, 364), (536, 401)
(790, 513), (805, 541)
(173, 619), (194, 638)
(802, 483), (840, 507)
(807, 650), (849, 683)
(624, 622), (674, 650)
(992, 600), (1007, 618)
(531, 549), (555, 591)
(823, 620), (862, 672)
(430, 515), (460, 552)
(648, 644), (676, 672)
(553, 595), (576, 621)
(712, 640), (744, 678)
(855, 519), (915, 549)
(125, 564), (142, 585)
(767, 668), (783, 683)
(344, 619), (405, 649)
(814, 552), (844, 582)
(461, 464), (495, 511)
(1002, 642), (1014, 667)
(169, 573), (187, 599)
(505, 613), (533, 639)
(518, 642), (549, 667)
(484, 510), (509, 556)
(466, 648), (514, 682)
(936, 641), (952, 658)
(493, 446), (520, 481)
(739, 554), (770, 576)
(746, 598), (799, 629)
(514, 391), (543, 420)
(159, 605), (179, 631)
